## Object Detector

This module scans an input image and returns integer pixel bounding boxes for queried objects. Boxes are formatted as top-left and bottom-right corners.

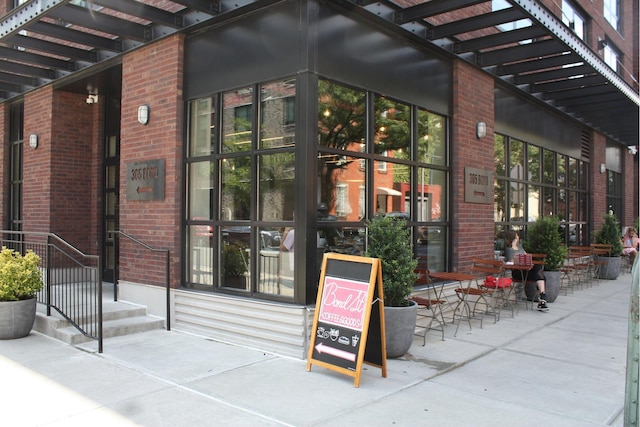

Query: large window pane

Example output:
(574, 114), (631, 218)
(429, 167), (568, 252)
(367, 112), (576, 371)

(260, 79), (296, 149)
(374, 95), (410, 159)
(494, 134), (506, 177)
(494, 179), (507, 222)
(543, 149), (555, 184)
(188, 161), (213, 220)
(528, 185), (540, 221)
(374, 160), (409, 216)
(220, 156), (251, 220)
(417, 167), (445, 222)
(318, 153), (366, 221)
(188, 226), (213, 287)
(318, 80), (365, 152)
(418, 109), (446, 166)
(189, 98), (215, 157)
(222, 87), (253, 153)
(528, 145), (540, 182)
(221, 226), (250, 291)
(510, 182), (525, 220)
(258, 153), (295, 221)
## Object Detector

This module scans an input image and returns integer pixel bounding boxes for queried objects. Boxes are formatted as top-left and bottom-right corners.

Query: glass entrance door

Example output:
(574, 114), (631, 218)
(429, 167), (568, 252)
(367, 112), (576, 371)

(103, 134), (119, 282)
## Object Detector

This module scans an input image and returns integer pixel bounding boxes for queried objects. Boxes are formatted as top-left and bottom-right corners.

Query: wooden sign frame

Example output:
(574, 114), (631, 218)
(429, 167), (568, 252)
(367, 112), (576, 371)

(306, 253), (387, 387)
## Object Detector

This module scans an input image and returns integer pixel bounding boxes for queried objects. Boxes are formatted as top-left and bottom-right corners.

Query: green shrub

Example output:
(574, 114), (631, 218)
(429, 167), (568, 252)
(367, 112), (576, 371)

(223, 242), (248, 277)
(523, 216), (568, 271)
(0, 247), (43, 301)
(365, 215), (418, 307)
(594, 213), (623, 257)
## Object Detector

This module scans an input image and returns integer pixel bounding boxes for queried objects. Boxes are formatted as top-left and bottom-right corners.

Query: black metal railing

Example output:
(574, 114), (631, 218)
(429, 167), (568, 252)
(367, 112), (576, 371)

(0, 230), (103, 352)
(109, 231), (171, 331)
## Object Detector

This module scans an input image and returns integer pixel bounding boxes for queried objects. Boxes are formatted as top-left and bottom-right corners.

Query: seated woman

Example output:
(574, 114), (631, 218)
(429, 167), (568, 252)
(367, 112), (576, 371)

(504, 230), (548, 311)
(622, 227), (640, 262)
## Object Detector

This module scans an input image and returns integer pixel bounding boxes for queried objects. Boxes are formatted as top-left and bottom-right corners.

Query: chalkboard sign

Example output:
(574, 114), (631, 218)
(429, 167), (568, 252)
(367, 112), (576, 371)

(306, 253), (387, 387)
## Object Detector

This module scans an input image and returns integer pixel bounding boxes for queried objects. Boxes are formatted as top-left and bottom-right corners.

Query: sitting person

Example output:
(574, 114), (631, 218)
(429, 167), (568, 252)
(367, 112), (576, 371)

(504, 230), (548, 311)
(622, 227), (640, 262)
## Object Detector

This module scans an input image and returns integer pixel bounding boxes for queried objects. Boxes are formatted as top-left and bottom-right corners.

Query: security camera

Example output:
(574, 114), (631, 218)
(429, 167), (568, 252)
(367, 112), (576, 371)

(629, 146), (637, 155)
(86, 94), (98, 104)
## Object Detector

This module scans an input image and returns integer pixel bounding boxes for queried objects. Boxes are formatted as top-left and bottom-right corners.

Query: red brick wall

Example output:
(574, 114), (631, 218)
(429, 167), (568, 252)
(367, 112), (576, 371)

(23, 87), (99, 252)
(591, 132), (607, 229)
(451, 60), (495, 272)
(119, 34), (184, 287)
(23, 87), (53, 234)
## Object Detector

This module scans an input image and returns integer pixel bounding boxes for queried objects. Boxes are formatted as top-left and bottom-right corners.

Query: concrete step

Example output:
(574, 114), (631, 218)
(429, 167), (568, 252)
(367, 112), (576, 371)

(34, 300), (165, 345)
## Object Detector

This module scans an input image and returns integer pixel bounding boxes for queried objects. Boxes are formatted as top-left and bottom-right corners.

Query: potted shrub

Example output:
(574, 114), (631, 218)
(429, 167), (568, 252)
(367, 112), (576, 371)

(594, 213), (624, 279)
(222, 242), (248, 289)
(0, 247), (43, 339)
(523, 216), (568, 302)
(365, 215), (418, 358)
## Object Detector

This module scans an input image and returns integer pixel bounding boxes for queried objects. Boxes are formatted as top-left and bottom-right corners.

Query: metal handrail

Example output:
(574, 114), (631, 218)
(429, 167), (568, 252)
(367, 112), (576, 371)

(0, 230), (103, 352)
(109, 231), (171, 331)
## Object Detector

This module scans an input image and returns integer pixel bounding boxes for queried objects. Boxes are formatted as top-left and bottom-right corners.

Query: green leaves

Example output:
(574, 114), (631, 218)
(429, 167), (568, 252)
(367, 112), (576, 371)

(523, 216), (568, 271)
(0, 247), (43, 301)
(595, 214), (624, 257)
(365, 215), (418, 307)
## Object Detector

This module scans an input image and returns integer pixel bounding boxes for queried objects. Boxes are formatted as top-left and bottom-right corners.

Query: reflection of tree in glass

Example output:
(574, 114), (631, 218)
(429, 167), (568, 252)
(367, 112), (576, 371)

(223, 156), (251, 219)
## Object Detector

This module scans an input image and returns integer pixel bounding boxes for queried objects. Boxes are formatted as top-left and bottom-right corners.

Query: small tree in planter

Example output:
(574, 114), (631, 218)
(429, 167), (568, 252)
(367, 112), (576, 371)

(0, 247), (43, 339)
(523, 216), (568, 302)
(365, 215), (418, 357)
(222, 242), (248, 289)
(594, 213), (623, 279)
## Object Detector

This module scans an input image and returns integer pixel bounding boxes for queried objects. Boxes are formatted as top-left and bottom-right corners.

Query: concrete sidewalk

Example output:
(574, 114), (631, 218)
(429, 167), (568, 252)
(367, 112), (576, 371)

(0, 274), (632, 426)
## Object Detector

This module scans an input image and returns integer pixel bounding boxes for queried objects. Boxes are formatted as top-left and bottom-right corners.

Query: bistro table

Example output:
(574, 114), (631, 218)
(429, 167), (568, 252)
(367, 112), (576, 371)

(503, 261), (533, 312)
(428, 271), (477, 336)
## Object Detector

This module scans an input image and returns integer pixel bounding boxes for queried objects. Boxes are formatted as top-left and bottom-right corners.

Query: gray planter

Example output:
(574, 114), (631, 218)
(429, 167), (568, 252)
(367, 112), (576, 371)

(0, 298), (37, 339)
(544, 270), (561, 303)
(384, 300), (418, 358)
(595, 256), (621, 280)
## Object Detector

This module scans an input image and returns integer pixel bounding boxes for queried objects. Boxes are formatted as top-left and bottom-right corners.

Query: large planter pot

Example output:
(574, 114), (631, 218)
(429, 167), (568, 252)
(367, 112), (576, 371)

(544, 270), (561, 303)
(0, 298), (37, 339)
(384, 300), (418, 358)
(596, 256), (621, 280)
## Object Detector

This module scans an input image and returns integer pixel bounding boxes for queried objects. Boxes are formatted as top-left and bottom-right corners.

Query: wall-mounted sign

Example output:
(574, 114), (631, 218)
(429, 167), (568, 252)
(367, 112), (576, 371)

(464, 167), (492, 204)
(306, 253), (387, 388)
(126, 159), (165, 201)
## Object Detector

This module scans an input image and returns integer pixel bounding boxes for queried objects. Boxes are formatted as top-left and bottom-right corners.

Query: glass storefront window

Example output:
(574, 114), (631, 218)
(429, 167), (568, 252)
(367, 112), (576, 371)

(220, 156), (251, 220)
(418, 108), (446, 166)
(528, 145), (540, 182)
(318, 80), (365, 151)
(543, 149), (555, 184)
(318, 153), (366, 222)
(417, 167), (445, 222)
(189, 98), (215, 157)
(374, 96), (410, 159)
(258, 153), (295, 221)
(494, 179), (507, 222)
(222, 87), (253, 153)
(188, 161), (213, 220)
(260, 80), (296, 149)
(373, 160), (409, 216)
(528, 185), (540, 221)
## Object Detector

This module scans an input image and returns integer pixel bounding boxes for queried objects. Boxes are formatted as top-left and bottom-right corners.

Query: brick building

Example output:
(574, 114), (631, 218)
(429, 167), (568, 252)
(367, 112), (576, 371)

(0, 0), (637, 358)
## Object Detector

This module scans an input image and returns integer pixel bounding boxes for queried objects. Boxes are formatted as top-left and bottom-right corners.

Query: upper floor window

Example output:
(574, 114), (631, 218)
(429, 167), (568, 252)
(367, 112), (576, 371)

(562, 0), (586, 40)
(603, 43), (620, 73)
(603, 0), (620, 32)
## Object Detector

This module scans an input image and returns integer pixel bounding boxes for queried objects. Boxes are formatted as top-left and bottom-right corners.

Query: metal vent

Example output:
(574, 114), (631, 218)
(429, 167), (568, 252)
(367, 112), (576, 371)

(580, 130), (591, 162)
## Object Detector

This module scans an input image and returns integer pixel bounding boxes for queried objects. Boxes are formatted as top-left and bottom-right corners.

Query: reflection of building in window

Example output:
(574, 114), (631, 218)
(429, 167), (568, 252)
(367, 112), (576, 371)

(336, 184), (351, 218)
(358, 185), (365, 218)
(603, 44), (620, 73)
(603, 0), (619, 31)
(561, 0), (585, 40)
(378, 151), (387, 172)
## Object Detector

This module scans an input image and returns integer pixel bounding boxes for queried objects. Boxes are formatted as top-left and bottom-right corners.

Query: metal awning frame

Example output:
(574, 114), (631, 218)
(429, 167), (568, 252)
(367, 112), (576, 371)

(0, 0), (635, 145)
